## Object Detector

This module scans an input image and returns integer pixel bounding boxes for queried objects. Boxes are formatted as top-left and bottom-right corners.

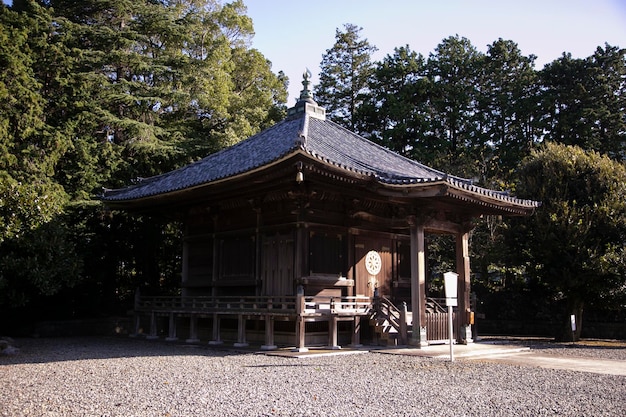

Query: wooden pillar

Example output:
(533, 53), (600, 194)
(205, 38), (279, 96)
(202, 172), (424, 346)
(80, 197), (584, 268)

(254, 207), (262, 297)
(399, 301), (408, 345)
(181, 239), (189, 297)
(130, 313), (141, 338)
(409, 217), (427, 346)
(261, 315), (277, 350)
(293, 288), (308, 352)
(234, 314), (248, 347)
(456, 230), (472, 343)
(349, 316), (362, 347)
(209, 313), (223, 345)
(166, 312), (178, 341)
(147, 311), (159, 340)
(186, 315), (200, 343)
(328, 316), (340, 350)
(130, 288), (142, 337)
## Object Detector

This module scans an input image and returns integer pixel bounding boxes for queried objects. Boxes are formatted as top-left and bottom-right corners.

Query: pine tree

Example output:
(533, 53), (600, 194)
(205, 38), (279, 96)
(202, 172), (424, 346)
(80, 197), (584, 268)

(314, 23), (377, 131)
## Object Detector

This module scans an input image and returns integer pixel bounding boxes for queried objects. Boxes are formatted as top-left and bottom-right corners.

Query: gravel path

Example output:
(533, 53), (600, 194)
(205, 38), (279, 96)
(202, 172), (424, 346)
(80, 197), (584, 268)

(1, 337), (625, 416)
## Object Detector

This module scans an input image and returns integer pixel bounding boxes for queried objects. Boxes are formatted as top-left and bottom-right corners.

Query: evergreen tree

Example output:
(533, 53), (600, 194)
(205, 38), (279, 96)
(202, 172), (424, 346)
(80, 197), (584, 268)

(357, 46), (436, 162)
(508, 143), (626, 341)
(478, 38), (540, 184)
(314, 23), (377, 131)
(539, 45), (626, 162)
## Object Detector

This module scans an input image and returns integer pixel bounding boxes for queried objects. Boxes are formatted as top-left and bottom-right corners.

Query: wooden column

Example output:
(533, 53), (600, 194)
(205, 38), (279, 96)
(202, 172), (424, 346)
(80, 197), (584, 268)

(186, 315), (200, 343)
(261, 315), (277, 350)
(456, 229), (472, 343)
(234, 314), (248, 347)
(166, 312), (178, 341)
(409, 217), (427, 346)
(181, 238), (189, 297)
(293, 288), (308, 352)
(209, 313), (223, 345)
(349, 316), (362, 347)
(147, 311), (159, 340)
(328, 316), (340, 350)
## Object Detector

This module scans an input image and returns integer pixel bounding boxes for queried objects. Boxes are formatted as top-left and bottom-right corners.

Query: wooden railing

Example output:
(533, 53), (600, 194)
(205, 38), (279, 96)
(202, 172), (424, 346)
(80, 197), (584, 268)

(426, 297), (448, 313)
(136, 295), (372, 316)
(303, 296), (372, 314)
(373, 296), (408, 345)
(426, 311), (458, 342)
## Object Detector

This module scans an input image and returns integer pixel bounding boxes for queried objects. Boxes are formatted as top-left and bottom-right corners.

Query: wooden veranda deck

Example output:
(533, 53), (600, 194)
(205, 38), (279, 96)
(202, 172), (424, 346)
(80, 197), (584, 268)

(132, 295), (462, 350)
(132, 295), (372, 350)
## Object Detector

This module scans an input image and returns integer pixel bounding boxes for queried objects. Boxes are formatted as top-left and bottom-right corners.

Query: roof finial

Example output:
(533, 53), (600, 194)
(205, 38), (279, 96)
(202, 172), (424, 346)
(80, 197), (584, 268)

(298, 68), (316, 104)
(286, 68), (325, 120)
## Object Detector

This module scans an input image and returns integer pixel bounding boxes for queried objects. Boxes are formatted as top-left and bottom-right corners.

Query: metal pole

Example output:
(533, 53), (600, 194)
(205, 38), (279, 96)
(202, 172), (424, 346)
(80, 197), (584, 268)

(448, 304), (454, 362)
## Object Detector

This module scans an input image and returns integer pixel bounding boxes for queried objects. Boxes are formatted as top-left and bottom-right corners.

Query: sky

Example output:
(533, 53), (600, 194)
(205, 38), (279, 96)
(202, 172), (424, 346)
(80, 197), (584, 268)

(243, 0), (626, 103)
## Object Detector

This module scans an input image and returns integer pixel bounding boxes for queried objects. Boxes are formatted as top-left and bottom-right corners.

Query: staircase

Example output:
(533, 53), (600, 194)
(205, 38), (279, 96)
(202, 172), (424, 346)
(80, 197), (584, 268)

(369, 296), (410, 346)
(370, 297), (455, 345)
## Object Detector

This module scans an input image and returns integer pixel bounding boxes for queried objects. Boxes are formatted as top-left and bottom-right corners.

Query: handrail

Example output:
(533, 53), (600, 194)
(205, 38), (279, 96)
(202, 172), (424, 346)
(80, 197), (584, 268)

(427, 297), (448, 313)
(136, 295), (372, 316)
(373, 296), (408, 344)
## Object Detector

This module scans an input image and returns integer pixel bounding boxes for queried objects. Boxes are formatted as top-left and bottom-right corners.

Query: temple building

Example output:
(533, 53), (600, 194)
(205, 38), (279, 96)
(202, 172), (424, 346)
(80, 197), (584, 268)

(102, 72), (538, 350)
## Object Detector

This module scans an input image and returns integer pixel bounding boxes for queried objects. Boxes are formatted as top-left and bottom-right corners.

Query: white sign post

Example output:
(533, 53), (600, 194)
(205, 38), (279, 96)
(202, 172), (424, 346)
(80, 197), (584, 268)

(443, 272), (458, 362)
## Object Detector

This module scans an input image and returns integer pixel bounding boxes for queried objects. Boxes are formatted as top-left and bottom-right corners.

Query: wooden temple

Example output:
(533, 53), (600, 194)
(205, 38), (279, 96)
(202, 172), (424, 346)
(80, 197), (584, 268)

(102, 71), (538, 351)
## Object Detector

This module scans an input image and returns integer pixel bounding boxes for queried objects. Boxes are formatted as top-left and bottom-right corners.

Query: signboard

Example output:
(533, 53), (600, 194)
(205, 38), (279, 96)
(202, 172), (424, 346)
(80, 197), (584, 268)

(443, 272), (458, 307)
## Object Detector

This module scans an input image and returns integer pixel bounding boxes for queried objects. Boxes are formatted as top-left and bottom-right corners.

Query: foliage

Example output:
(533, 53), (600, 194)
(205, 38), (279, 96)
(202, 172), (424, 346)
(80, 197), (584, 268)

(0, 0), (287, 321)
(539, 45), (626, 162)
(2, 1), (625, 337)
(508, 143), (626, 340)
(314, 23), (377, 131)
(357, 46), (436, 161)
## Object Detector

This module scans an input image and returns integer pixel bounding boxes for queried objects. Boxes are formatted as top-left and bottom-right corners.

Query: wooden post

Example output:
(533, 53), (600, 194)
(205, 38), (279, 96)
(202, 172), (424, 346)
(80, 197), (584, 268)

(209, 312), (223, 345)
(409, 217), (427, 346)
(166, 312), (178, 341)
(328, 315), (340, 350)
(399, 302), (408, 345)
(186, 314), (200, 343)
(147, 311), (159, 340)
(350, 316), (362, 347)
(293, 287), (308, 352)
(234, 314), (248, 347)
(181, 239), (189, 297)
(261, 315), (277, 350)
(456, 229), (472, 344)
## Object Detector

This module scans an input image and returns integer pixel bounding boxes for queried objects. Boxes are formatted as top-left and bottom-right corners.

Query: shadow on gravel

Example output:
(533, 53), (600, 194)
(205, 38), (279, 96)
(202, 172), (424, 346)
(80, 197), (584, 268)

(480, 336), (626, 351)
(0, 336), (258, 365)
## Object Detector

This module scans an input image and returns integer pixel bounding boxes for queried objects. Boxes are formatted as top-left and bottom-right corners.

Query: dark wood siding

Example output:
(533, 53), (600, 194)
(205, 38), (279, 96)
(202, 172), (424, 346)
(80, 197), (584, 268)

(309, 231), (346, 276)
(185, 238), (213, 295)
(354, 236), (393, 298)
(262, 233), (295, 297)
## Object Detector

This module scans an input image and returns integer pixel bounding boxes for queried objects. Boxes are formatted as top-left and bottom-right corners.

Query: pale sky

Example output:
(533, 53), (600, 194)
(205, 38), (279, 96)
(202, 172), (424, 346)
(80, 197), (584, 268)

(244, 0), (626, 103)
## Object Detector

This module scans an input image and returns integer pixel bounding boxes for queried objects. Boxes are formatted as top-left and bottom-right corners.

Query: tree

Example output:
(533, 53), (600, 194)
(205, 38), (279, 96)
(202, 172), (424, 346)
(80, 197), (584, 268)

(425, 35), (482, 177)
(539, 45), (626, 162)
(357, 46), (438, 162)
(477, 38), (540, 184)
(508, 143), (626, 341)
(314, 23), (377, 131)
(0, 0), (288, 323)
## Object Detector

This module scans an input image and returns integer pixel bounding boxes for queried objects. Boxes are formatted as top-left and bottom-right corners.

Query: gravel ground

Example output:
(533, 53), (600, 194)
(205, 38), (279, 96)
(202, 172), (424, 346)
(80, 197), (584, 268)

(1, 337), (625, 417)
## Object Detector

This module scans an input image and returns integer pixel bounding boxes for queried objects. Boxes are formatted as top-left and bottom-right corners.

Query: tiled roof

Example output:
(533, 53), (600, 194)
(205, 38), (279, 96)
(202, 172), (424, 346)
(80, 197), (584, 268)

(103, 116), (305, 202)
(102, 107), (538, 210)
